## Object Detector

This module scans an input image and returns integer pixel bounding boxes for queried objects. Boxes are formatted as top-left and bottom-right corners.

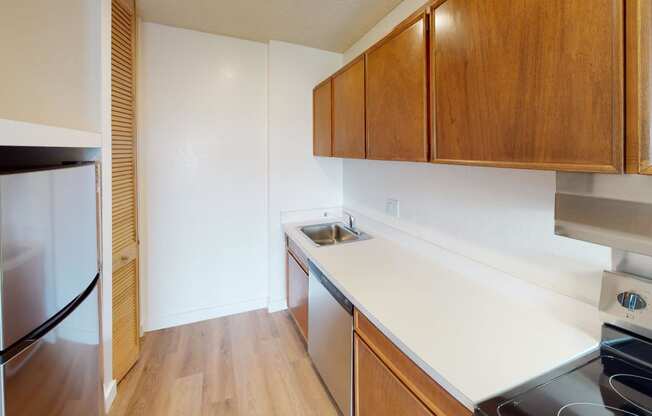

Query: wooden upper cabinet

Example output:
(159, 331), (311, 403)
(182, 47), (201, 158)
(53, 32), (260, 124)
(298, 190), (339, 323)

(626, 0), (652, 174)
(333, 57), (366, 158)
(313, 79), (332, 156)
(366, 12), (429, 162)
(432, 0), (624, 172)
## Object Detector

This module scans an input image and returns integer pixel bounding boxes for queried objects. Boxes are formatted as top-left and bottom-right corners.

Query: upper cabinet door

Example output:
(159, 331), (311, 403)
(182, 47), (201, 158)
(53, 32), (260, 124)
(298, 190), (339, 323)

(432, 0), (624, 173)
(626, 0), (652, 174)
(366, 13), (429, 162)
(313, 79), (332, 157)
(333, 57), (366, 158)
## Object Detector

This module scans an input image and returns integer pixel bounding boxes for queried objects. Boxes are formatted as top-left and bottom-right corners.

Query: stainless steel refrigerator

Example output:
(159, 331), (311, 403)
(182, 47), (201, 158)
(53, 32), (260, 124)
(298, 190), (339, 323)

(0, 163), (102, 415)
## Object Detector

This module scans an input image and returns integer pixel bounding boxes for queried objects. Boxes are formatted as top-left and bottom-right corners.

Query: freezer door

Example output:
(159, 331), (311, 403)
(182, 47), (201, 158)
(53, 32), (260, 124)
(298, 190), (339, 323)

(0, 164), (98, 350)
(1, 280), (101, 416)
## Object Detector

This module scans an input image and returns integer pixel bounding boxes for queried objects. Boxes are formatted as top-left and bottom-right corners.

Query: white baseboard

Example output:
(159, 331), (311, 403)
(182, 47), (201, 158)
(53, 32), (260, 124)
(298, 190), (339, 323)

(104, 379), (117, 414)
(267, 298), (287, 313)
(145, 297), (268, 331)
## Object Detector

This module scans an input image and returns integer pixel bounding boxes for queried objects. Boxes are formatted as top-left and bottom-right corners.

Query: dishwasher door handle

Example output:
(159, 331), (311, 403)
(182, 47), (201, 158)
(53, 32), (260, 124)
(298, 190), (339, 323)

(308, 261), (353, 315)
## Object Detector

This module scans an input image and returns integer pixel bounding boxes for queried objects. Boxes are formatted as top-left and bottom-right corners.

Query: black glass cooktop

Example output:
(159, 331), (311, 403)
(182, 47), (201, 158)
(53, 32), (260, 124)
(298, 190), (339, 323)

(494, 355), (652, 415)
(477, 326), (652, 416)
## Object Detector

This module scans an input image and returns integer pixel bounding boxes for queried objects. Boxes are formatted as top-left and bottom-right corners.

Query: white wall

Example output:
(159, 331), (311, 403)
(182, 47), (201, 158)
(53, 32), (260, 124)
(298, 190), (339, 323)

(341, 0), (611, 305)
(344, 0), (427, 64)
(139, 23), (269, 330)
(0, 0), (101, 133)
(267, 41), (343, 310)
(344, 162), (610, 304)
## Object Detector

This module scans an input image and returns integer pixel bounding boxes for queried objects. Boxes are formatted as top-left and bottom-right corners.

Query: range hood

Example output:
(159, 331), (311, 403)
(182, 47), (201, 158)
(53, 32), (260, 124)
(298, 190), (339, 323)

(555, 173), (652, 256)
(555, 173), (652, 277)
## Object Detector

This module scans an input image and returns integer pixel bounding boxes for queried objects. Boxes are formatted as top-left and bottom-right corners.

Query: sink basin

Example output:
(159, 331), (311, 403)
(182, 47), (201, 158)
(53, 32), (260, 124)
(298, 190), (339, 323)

(300, 222), (371, 246)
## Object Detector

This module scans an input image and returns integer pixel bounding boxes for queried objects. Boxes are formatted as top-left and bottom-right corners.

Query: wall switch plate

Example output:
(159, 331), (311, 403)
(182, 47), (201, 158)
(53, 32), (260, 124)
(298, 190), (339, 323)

(386, 198), (400, 218)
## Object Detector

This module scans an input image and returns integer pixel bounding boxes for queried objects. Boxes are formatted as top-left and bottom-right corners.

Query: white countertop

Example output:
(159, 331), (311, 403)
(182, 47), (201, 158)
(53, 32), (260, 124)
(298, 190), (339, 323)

(283, 218), (601, 410)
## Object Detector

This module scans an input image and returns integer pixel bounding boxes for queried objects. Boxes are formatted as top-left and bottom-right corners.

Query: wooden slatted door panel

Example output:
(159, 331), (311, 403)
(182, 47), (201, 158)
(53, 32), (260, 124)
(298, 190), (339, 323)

(112, 260), (139, 381)
(111, 0), (139, 382)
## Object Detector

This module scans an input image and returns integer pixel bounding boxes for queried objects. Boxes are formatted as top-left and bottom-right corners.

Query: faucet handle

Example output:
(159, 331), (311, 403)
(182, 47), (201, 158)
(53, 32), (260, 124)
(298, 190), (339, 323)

(343, 211), (355, 229)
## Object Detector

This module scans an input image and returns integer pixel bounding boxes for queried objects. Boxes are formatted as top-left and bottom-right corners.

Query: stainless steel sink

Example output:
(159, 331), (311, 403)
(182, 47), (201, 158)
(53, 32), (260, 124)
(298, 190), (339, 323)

(300, 223), (371, 246)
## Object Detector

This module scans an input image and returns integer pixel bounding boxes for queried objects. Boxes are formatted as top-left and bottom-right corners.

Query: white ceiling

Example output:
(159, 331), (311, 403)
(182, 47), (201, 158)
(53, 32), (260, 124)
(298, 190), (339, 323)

(136, 0), (403, 53)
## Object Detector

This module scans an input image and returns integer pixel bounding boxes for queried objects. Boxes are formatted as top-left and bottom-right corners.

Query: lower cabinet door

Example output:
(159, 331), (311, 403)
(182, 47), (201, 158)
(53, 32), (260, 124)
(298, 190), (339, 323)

(355, 334), (434, 416)
(287, 252), (308, 339)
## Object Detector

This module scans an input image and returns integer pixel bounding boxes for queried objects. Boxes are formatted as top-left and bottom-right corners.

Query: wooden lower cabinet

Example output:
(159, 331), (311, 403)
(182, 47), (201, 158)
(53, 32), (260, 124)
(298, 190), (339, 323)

(287, 249), (309, 340)
(354, 310), (472, 416)
(355, 334), (434, 416)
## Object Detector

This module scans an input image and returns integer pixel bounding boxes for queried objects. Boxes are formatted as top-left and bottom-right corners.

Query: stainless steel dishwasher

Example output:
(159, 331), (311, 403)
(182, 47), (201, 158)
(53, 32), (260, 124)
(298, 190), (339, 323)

(308, 261), (353, 416)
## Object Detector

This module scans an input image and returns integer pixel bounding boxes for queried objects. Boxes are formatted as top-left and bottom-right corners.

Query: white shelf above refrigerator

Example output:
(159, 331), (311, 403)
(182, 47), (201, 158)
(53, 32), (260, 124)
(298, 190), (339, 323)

(0, 118), (102, 148)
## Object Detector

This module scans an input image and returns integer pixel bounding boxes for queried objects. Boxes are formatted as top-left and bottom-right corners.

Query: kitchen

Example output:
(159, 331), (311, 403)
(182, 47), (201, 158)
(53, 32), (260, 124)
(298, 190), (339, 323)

(0, 0), (651, 415)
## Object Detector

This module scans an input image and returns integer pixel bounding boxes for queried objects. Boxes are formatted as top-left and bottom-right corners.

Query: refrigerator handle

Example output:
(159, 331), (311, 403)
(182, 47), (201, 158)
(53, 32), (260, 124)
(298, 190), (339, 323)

(0, 274), (99, 362)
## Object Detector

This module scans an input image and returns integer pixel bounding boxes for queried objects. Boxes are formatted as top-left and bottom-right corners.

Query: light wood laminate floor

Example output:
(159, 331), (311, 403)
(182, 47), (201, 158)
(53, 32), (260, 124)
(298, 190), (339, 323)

(109, 309), (339, 416)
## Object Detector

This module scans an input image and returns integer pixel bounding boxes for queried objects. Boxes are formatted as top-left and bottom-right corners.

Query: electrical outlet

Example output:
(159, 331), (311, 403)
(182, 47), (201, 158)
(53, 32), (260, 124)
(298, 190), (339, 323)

(385, 198), (400, 218)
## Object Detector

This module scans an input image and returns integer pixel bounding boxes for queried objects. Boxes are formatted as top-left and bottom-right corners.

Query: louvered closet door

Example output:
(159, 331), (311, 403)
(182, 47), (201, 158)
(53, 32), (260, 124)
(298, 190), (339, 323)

(111, 0), (140, 382)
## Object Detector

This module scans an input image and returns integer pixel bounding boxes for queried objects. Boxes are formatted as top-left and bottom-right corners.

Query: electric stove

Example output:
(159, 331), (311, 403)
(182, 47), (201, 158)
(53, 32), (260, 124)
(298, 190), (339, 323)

(477, 271), (652, 416)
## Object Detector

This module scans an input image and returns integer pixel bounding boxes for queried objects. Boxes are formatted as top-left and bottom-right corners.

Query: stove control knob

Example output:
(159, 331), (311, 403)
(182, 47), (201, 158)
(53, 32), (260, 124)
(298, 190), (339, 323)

(617, 292), (647, 311)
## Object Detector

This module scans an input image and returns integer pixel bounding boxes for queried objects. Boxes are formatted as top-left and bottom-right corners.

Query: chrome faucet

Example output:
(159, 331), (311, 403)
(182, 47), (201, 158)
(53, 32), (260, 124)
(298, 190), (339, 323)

(343, 211), (355, 230)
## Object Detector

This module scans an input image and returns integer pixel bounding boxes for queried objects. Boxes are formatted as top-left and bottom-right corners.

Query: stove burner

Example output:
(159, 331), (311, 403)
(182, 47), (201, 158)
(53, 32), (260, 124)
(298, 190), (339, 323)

(557, 403), (641, 416)
(609, 374), (652, 415)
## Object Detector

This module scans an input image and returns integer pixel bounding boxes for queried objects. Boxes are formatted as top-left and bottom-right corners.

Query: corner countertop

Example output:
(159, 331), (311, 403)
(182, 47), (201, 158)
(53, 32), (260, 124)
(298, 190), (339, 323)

(283, 218), (601, 411)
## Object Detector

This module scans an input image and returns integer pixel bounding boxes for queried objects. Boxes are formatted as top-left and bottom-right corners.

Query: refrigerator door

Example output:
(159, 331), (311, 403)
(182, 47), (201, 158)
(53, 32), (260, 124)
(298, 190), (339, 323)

(1, 279), (101, 416)
(0, 164), (98, 351)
